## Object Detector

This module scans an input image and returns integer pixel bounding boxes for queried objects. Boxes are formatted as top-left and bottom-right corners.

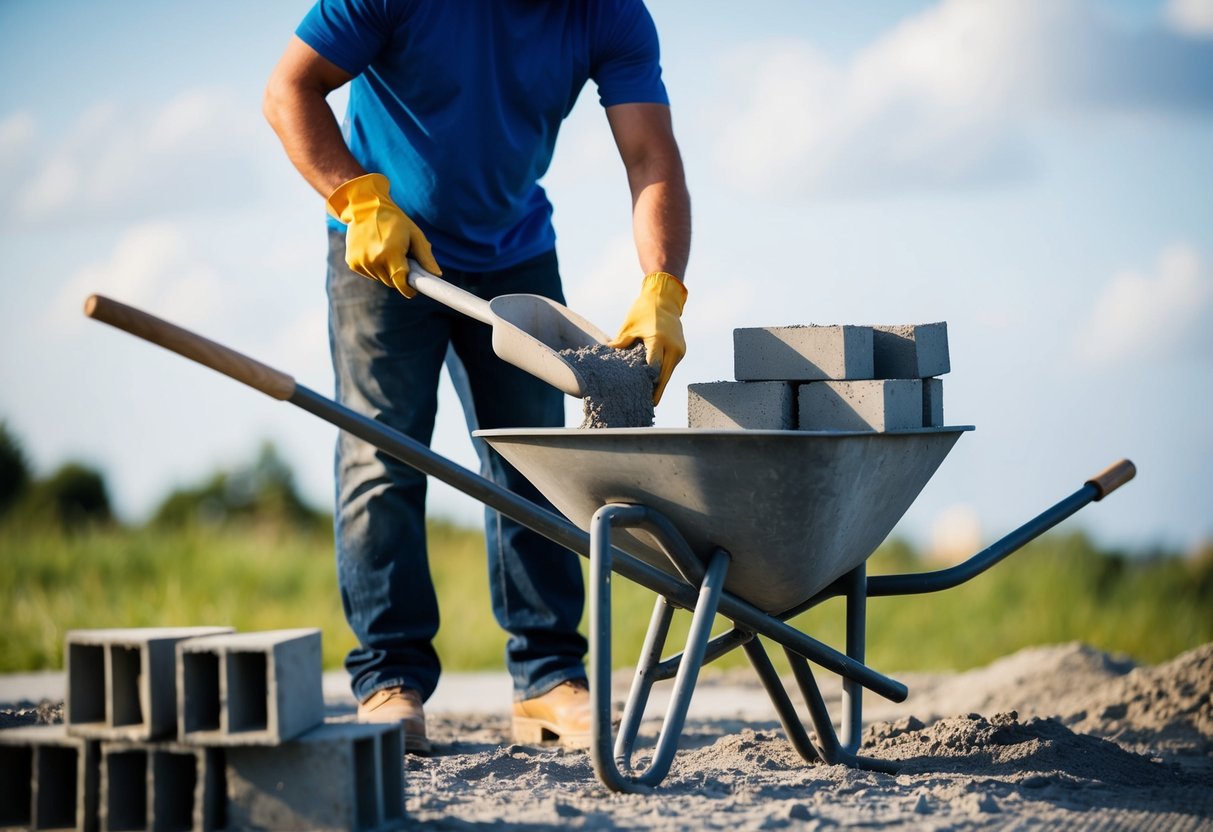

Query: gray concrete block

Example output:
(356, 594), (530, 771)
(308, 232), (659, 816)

(100, 741), (224, 832)
(923, 377), (944, 427)
(224, 722), (405, 831)
(798, 379), (923, 431)
(872, 322), (950, 378)
(0, 725), (98, 832)
(178, 629), (323, 746)
(687, 381), (795, 429)
(734, 326), (874, 381)
(66, 628), (233, 741)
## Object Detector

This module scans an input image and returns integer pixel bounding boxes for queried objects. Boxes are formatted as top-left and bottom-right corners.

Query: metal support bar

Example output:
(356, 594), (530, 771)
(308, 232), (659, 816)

(840, 564), (866, 752)
(741, 639), (820, 763)
(589, 504), (731, 792)
(650, 628), (755, 683)
(612, 596), (676, 767)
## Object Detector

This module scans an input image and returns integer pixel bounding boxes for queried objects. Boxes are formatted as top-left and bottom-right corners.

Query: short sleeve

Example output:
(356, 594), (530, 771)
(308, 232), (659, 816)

(295, 0), (404, 77)
(593, 0), (669, 108)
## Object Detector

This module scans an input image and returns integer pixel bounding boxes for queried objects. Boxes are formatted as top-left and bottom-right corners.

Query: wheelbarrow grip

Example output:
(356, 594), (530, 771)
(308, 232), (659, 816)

(83, 294), (297, 401)
(1085, 458), (1136, 501)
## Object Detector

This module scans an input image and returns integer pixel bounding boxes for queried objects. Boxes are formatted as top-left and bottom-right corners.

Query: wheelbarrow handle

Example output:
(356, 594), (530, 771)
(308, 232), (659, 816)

(83, 294), (297, 401)
(1086, 459), (1136, 501)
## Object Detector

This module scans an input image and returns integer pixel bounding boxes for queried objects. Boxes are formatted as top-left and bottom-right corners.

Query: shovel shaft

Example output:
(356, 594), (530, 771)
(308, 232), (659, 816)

(406, 262), (493, 324)
(83, 295), (296, 401)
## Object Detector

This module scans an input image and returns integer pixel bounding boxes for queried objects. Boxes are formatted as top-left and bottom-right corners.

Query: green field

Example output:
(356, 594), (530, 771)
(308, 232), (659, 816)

(2, 519), (1209, 677)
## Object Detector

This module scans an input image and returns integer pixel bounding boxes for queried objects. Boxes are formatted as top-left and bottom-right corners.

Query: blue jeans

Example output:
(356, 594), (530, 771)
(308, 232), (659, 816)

(327, 229), (587, 703)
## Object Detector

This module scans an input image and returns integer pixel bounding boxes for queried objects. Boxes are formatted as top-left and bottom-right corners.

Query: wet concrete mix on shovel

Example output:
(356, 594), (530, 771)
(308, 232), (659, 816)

(558, 343), (657, 428)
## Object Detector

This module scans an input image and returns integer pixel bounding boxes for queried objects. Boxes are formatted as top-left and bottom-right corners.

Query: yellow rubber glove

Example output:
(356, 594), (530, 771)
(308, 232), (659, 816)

(325, 173), (441, 297)
(607, 272), (688, 405)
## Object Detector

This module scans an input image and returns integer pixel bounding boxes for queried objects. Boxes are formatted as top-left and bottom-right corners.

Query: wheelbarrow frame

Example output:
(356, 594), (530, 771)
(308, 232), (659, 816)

(83, 295), (1136, 793)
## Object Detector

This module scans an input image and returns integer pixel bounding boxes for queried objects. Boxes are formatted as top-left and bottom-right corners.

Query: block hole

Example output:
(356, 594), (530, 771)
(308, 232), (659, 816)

(181, 651), (221, 734)
(227, 652), (268, 733)
(109, 645), (144, 728)
(0, 745), (33, 825)
(35, 745), (78, 830)
(153, 750), (197, 832)
(353, 737), (378, 830)
(67, 643), (105, 725)
(105, 749), (147, 831)
(380, 729), (405, 821)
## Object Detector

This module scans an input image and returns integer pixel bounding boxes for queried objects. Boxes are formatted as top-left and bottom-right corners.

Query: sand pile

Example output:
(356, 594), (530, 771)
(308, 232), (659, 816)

(559, 343), (657, 428)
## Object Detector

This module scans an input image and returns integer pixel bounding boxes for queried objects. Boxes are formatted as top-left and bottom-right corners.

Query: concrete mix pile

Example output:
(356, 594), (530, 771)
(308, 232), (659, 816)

(688, 322), (950, 431)
(0, 627), (404, 831)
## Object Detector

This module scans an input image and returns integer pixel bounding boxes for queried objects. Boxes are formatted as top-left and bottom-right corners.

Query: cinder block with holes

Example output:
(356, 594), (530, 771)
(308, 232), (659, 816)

(177, 629), (323, 745)
(734, 325), (874, 382)
(687, 381), (795, 429)
(66, 627), (233, 741)
(798, 379), (924, 432)
(100, 741), (224, 832)
(224, 722), (406, 832)
(872, 322), (950, 379)
(0, 725), (99, 832)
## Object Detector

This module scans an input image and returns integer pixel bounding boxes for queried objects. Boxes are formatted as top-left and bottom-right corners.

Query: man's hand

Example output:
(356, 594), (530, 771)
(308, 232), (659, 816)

(608, 272), (687, 405)
(325, 173), (442, 297)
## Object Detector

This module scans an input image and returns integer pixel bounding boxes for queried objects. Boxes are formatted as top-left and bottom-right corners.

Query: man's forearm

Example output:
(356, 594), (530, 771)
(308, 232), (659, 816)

(631, 165), (692, 280)
(264, 86), (365, 198)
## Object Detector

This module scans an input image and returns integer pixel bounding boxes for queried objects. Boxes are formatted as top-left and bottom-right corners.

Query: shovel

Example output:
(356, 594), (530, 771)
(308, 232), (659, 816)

(407, 260), (609, 397)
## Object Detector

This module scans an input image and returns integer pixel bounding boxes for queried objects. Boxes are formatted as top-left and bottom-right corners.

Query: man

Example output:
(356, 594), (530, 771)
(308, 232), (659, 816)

(264, 0), (691, 754)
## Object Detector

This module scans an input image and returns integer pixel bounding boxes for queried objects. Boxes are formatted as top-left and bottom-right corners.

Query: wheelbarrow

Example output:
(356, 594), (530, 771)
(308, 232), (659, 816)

(84, 295), (1136, 793)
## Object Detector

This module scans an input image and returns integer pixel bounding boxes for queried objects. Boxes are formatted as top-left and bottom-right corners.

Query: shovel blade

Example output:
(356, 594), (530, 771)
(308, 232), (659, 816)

(489, 294), (611, 397)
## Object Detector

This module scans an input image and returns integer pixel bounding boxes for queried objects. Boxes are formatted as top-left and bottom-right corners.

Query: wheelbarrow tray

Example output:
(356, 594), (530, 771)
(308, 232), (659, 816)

(477, 427), (972, 612)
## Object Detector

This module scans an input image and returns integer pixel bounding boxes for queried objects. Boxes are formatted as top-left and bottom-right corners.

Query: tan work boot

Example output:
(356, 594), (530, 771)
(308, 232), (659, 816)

(512, 679), (592, 749)
(358, 687), (432, 755)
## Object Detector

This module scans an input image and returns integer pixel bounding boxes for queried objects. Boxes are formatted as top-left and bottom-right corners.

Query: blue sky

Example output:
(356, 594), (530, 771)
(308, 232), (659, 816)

(1, 0), (1211, 557)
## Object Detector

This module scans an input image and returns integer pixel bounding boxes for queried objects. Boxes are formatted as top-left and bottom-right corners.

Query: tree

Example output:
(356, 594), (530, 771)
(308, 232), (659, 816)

(0, 420), (31, 516)
(22, 462), (114, 531)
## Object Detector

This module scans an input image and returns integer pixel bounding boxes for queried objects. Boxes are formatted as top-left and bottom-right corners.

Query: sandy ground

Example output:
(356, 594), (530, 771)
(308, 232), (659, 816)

(3, 641), (1210, 830)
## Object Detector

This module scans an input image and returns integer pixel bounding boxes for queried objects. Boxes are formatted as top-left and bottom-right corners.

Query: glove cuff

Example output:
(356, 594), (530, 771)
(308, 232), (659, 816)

(642, 271), (688, 314)
(325, 173), (393, 223)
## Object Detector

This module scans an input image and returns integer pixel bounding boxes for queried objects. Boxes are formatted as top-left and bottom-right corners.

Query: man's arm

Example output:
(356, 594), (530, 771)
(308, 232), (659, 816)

(606, 103), (691, 280)
(263, 36), (364, 197)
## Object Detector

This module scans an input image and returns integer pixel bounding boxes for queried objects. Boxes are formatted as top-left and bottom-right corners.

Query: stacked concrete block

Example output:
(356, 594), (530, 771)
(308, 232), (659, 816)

(871, 322), (950, 379)
(0, 725), (98, 832)
(66, 627), (234, 741)
(0, 625), (409, 831)
(694, 322), (951, 432)
(687, 381), (795, 429)
(99, 742), (224, 832)
(225, 723), (406, 832)
(734, 325), (874, 381)
(798, 379), (923, 432)
(178, 629), (324, 745)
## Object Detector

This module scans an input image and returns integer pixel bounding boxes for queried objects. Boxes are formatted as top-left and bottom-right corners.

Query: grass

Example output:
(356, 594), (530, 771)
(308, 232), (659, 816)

(1, 519), (1209, 676)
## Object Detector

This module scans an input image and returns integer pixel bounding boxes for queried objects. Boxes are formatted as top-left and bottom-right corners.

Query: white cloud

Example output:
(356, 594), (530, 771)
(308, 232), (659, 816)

(54, 222), (224, 330)
(714, 0), (1213, 197)
(5, 88), (273, 226)
(1074, 244), (1213, 367)
(1166, 0), (1213, 37)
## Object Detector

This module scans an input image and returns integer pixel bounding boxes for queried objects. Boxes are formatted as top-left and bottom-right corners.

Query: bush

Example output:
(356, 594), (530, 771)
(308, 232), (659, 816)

(21, 463), (113, 531)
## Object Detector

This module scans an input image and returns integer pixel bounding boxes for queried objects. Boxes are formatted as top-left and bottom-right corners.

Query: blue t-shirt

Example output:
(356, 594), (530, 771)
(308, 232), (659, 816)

(296, 0), (669, 271)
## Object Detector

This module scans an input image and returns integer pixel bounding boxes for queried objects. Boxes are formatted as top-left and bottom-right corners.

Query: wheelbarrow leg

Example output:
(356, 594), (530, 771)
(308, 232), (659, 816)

(589, 503), (731, 792)
(841, 563), (866, 753)
(613, 596), (676, 766)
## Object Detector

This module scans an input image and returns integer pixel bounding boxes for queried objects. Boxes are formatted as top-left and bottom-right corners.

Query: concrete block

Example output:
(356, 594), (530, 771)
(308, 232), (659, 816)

(923, 377), (944, 427)
(734, 325), (874, 381)
(798, 379), (923, 432)
(100, 741), (224, 832)
(224, 722), (405, 831)
(0, 725), (98, 832)
(66, 627), (233, 741)
(177, 629), (323, 746)
(872, 322), (950, 378)
(687, 381), (794, 429)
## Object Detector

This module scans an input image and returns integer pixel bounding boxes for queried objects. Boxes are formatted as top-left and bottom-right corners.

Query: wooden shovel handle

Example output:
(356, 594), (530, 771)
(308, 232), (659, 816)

(84, 294), (296, 401)
(1085, 459), (1136, 501)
